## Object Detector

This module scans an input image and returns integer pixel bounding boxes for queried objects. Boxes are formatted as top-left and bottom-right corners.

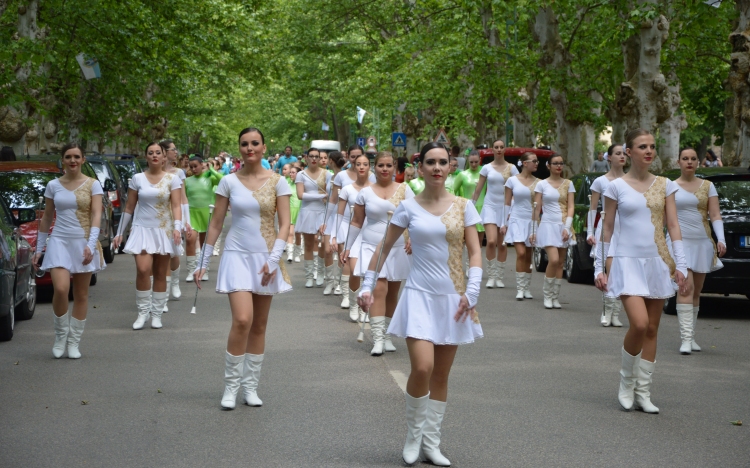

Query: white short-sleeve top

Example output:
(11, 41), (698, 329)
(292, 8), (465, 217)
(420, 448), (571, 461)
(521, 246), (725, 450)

(338, 184), (363, 225)
(216, 173), (291, 254)
(604, 176), (679, 263)
(391, 197), (481, 296)
(535, 179), (575, 225)
(44, 178), (103, 239)
(590, 175), (612, 204)
(675, 180), (718, 240)
(129, 172), (182, 230)
(480, 163), (518, 207)
(334, 170), (376, 220)
(296, 169), (332, 212)
(355, 184), (414, 247)
(505, 176), (539, 221)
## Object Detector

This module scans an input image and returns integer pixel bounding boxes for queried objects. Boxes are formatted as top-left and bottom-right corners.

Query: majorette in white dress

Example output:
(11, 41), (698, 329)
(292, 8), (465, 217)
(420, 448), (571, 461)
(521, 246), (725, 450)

(123, 172), (183, 257)
(504, 175), (539, 246)
(670, 180), (723, 273)
(479, 163), (518, 226)
(387, 197), (484, 345)
(332, 170), (376, 240)
(41, 178), (106, 274)
(353, 184), (414, 280)
(336, 184), (362, 243)
(215, 173), (293, 295)
(295, 169), (333, 235)
(604, 177), (679, 299)
(589, 175), (621, 258)
(534, 179), (576, 248)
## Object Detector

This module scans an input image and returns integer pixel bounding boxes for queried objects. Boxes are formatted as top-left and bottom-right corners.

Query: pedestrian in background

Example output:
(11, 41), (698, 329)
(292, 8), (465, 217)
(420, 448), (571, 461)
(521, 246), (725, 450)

(590, 152), (610, 172)
(702, 149), (723, 167)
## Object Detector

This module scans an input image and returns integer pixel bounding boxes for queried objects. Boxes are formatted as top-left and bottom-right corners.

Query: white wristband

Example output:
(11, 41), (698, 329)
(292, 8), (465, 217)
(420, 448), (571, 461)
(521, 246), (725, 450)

(36, 231), (49, 253)
(711, 219), (725, 245)
(587, 210), (597, 237)
(87, 227), (100, 252)
(116, 212), (132, 238)
(174, 219), (183, 231)
(465, 267), (482, 308)
(181, 204), (191, 228)
(671, 239), (688, 278)
(196, 244), (214, 271)
(500, 205), (508, 228)
(266, 239), (286, 272)
(564, 216), (573, 233)
(594, 242), (610, 278)
(360, 270), (378, 297)
(345, 226), (361, 250)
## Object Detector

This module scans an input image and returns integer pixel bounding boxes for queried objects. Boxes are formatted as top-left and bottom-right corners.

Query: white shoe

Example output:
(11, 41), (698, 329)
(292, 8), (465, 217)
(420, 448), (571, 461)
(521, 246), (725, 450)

(359, 311), (369, 323)
(618, 347), (641, 410)
(286, 243), (294, 263)
(601, 297), (613, 326)
(323, 265), (335, 295)
(485, 259), (496, 289)
(692, 306), (702, 351)
(634, 359), (659, 414)
(523, 272), (533, 299)
(340, 276), (350, 308)
(384, 317), (397, 352)
(313, 257), (318, 280)
(315, 258), (325, 287)
(420, 399), (451, 466)
(201, 272), (209, 281)
(611, 299), (623, 326)
(221, 352), (244, 410)
(332, 263), (342, 295)
(348, 288), (359, 322)
(552, 279), (563, 309)
(170, 266), (181, 299)
(677, 304), (694, 355)
(66, 317), (86, 359)
(403, 393), (429, 465)
(52, 312), (70, 358)
(370, 316), (386, 356)
(542, 277), (554, 309)
(150, 292), (168, 329)
(515, 272), (525, 300)
(185, 256), (197, 282)
(241, 353), (264, 407)
(304, 260), (315, 288)
(133, 290), (152, 330)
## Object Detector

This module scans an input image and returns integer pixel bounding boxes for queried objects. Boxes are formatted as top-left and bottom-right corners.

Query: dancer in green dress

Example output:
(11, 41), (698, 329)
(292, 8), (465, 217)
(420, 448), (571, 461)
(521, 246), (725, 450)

(407, 164), (426, 195)
(184, 156), (223, 280)
(453, 151), (486, 237)
(284, 164), (301, 262)
(445, 156), (460, 195)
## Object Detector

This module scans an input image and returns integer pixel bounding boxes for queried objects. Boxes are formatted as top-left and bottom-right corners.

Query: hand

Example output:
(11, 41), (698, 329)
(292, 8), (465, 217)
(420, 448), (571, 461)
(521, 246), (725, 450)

(33, 252), (43, 270)
(717, 241), (726, 257)
(499, 226), (507, 237)
(404, 239), (412, 255)
(357, 291), (374, 312)
(341, 250), (350, 265)
(318, 224), (326, 236)
(184, 223), (192, 235)
(529, 234), (536, 246)
(258, 262), (278, 287)
(595, 272), (608, 292)
(562, 229), (570, 243)
(82, 246), (94, 265)
(675, 269), (687, 295)
(185, 229), (194, 241)
(194, 268), (206, 288)
(173, 229), (181, 246)
(587, 235), (596, 246)
(325, 241), (335, 255)
(330, 237), (336, 248)
(453, 295), (473, 323)
(113, 235), (123, 251)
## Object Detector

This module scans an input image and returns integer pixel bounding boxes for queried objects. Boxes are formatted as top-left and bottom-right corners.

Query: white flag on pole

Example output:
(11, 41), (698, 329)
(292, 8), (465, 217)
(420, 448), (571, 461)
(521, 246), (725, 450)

(322, 122), (330, 131)
(356, 106), (367, 124)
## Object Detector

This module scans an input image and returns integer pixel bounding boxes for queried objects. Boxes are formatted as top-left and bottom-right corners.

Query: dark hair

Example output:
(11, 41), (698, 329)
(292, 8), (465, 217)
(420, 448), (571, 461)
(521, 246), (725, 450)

(1, 146), (17, 161)
(307, 147), (320, 156)
(189, 156), (204, 163)
(419, 142), (448, 161)
(624, 128), (651, 153)
(397, 156), (408, 172)
(347, 144), (364, 155)
(354, 153), (371, 166)
(705, 148), (717, 161)
(60, 143), (84, 157)
(144, 141), (162, 154)
(547, 154), (564, 166)
(607, 144), (623, 156)
(328, 151), (346, 169)
(519, 151), (536, 162)
(679, 147), (697, 158)
(238, 127), (265, 144)
(493, 138), (505, 146)
(285, 146), (293, 151)
(451, 145), (460, 154)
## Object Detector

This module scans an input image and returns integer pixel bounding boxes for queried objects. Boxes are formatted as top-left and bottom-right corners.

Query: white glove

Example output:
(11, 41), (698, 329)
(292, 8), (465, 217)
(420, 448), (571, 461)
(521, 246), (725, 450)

(181, 204), (191, 228)
(266, 239), (286, 272)
(116, 212), (132, 238)
(301, 192), (326, 200)
(563, 216), (573, 234)
(594, 242), (610, 278)
(360, 270), (378, 297)
(174, 219), (183, 231)
(465, 267), (482, 308)
(671, 239), (688, 278)
(344, 226), (361, 250)
(335, 214), (343, 237)
(711, 219), (725, 246)
(87, 227), (100, 252)
(36, 231), (49, 253)
(500, 205), (508, 228)
(586, 210), (597, 238)
(196, 244), (214, 272)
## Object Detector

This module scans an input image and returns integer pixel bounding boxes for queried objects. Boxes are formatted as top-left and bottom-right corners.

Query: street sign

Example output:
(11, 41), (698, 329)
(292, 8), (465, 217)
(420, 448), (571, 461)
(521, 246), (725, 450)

(357, 137), (366, 147)
(434, 128), (450, 146)
(367, 136), (377, 148)
(392, 132), (407, 147)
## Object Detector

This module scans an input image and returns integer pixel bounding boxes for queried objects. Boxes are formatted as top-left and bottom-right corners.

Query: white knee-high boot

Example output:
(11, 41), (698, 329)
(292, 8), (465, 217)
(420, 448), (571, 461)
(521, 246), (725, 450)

(66, 317), (86, 359)
(52, 311), (70, 358)
(610, 298), (623, 327)
(495, 261), (505, 288)
(150, 291), (168, 329)
(420, 399), (451, 466)
(677, 303), (694, 355)
(403, 392), (429, 465)
(323, 264), (335, 295)
(515, 272), (525, 300)
(293, 244), (302, 263)
(241, 353), (264, 407)
(692, 306), (702, 351)
(370, 316), (386, 356)
(221, 351), (245, 410)
(523, 271), (533, 298)
(542, 277), (555, 309)
(485, 259), (497, 288)
(552, 278), (563, 309)
(185, 256), (197, 282)
(601, 297), (613, 327)
(340, 275), (350, 308)
(618, 347), (641, 410)
(634, 359), (659, 414)
(315, 257), (326, 287)
(384, 316), (396, 352)
(348, 288), (360, 322)
(286, 242), (294, 263)
(133, 290), (152, 330)
(304, 260), (315, 288)
(170, 266), (181, 299)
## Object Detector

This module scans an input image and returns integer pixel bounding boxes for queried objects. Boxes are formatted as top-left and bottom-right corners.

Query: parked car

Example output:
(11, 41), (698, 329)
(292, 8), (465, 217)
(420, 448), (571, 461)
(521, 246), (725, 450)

(0, 195), (37, 341)
(0, 161), (115, 290)
(479, 147), (555, 179)
(112, 157), (142, 186)
(86, 156), (127, 238)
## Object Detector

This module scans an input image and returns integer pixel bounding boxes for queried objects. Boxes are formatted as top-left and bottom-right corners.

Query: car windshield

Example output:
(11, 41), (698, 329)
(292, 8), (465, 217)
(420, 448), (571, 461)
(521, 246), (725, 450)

(0, 172), (58, 209)
(88, 161), (109, 185)
(713, 178), (750, 217)
(114, 163), (135, 182)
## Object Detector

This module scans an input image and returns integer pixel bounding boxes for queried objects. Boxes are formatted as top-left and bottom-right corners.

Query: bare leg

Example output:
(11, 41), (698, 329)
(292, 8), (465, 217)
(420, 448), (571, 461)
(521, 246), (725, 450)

(621, 296), (664, 361)
(50, 268), (71, 317)
(287, 225), (295, 244)
(692, 272), (706, 307)
(70, 273), (93, 320)
(385, 281), (401, 319)
(134, 253), (155, 291)
(515, 243), (527, 273)
(151, 255), (170, 293)
(227, 291), (254, 355)
(246, 295), (273, 355)
(348, 257), (361, 290)
(555, 247), (566, 279)
(484, 224), (498, 261)
(186, 229), (199, 256)
(369, 279), (388, 318)
(496, 231), (508, 262)
(430, 345), (458, 402)
(406, 339), (434, 398)
(544, 246), (560, 279)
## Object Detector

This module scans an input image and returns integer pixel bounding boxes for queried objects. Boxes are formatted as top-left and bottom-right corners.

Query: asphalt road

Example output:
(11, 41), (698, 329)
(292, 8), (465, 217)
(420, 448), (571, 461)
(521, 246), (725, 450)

(2, 229), (748, 467)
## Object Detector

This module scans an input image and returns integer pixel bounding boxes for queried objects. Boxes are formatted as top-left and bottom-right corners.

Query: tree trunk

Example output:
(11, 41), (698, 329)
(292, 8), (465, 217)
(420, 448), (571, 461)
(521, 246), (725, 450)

(657, 42), (686, 169)
(728, 0), (750, 168)
(722, 90), (739, 165)
(512, 81), (539, 147)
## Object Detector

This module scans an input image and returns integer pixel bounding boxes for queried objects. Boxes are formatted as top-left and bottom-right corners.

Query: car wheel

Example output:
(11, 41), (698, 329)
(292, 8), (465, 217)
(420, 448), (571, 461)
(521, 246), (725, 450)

(533, 247), (548, 272)
(14, 273), (36, 321)
(0, 309), (14, 342)
(103, 229), (115, 264)
(664, 296), (677, 315)
(90, 273), (98, 286)
(566, 245), (590, 284)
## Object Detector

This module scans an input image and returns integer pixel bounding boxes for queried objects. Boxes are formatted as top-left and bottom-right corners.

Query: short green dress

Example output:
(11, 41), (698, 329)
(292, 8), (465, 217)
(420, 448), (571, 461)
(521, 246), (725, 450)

(185, 167), (223, 232)
(287, 176), (301, 224)
(453, 167), (486, 233)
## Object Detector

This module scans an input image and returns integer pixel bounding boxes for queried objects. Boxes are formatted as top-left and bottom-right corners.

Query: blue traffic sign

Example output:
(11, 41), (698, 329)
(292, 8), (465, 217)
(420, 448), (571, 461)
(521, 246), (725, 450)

(392, 132), (407, 147)
(356, 137), (366, 147)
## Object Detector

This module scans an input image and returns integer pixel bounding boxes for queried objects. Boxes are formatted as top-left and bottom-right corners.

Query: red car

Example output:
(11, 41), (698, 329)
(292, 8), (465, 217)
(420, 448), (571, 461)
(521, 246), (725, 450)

(0, 161), (115, 288)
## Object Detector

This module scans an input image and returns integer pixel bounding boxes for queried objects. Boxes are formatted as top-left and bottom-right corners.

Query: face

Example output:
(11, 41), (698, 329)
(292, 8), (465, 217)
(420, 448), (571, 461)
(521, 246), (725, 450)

(61, 148), (84, 173)
(404, 168), (415, 182)
(548, 156), (564, 175)
(349, 149), (363, 165)
(598, 152), (604, 161)
(285, 148), (292, 156)
(355, 156), (371, 178)
(374, 156), (393, 181)
(282, 165), (290, 176)
(146, 144), (165, 168)
(164, 143), (178, 162)
(319, 152), (328, 167)
(189, 160), (204, 175)
(421, 149), (450, 186)
(522, 156), (539, 172)
(306, 150), (320, 168)
(239, 131), (266, 165)
(493, 140), (505, 157)
(468, 155), (480, 170)
(609, 146), (626, 168)
(180, 157), (189, 169)
(627, 134), (656, 167)
(290, 168), (298, 179)
(678, 149), (699, 173)
(449, 159), (458, 173)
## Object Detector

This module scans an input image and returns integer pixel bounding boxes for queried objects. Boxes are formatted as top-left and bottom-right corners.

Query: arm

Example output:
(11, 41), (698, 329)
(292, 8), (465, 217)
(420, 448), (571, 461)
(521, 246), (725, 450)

(529, 191), (542, 245)
(708, 195), (726, 256)
(500, 186), (513, 235)
(208, 167), (223, 185)
(170, 187), (182, 246)
(587, 191), (600, 244)
(472, 175), (487, 203)
(454, 223), (483, 322)
(562, 191), (575, 242)
(113, 187), (138, 249)
(594, 196), (618, 292)
(330, 184), (341, 207)
(33, 197), (56, 266)
(664, 193), (687, 292)
(82, 194), (103, 265)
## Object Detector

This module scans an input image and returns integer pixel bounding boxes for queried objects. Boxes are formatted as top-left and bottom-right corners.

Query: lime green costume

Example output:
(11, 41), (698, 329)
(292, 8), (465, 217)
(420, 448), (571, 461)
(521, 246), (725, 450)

(445, 170), (460, 195)
(453, 167), (485, 233)
(185, 167), (222, 232)
(408, 177), (425, 195)
(287, 176), (300, 224)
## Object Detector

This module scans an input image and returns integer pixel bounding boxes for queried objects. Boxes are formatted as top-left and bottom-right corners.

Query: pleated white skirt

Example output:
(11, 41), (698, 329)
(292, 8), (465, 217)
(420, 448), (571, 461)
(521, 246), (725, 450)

(506, 217), (533, 246)
(216, 250), (292, 295)
(605, 256), (676, 299)
(123, 226), (183, 257)
(353, 241), (411, 281)
(41, 236), (105, 274)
